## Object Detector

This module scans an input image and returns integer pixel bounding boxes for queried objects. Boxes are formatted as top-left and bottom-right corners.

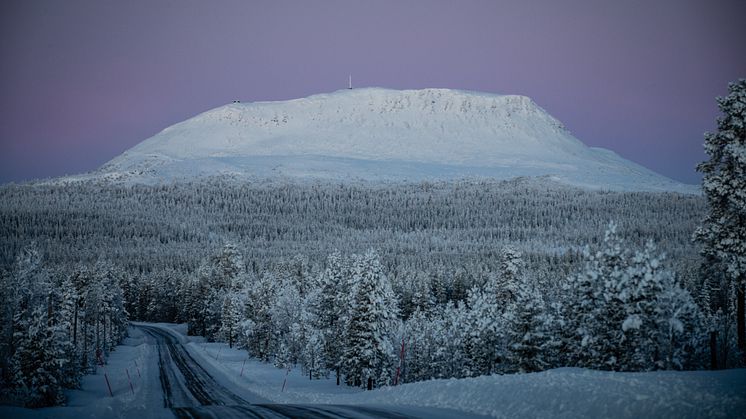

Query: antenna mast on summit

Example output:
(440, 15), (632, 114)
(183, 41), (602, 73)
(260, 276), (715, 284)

(348, 74), (352, 89)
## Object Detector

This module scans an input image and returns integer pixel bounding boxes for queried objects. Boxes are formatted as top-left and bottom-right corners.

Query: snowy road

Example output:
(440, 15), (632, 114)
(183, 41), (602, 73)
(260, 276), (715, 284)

(138, 324), (477, 419)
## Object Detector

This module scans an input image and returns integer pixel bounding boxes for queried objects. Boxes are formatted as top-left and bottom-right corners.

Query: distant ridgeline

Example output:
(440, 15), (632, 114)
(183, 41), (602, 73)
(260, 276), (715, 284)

(87, 88), (696, 193)
(0, 177), (704, 295)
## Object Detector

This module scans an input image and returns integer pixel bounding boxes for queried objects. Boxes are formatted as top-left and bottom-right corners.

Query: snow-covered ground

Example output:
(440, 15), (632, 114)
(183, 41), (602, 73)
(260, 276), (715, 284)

(157, 323), (746, 419)
(3, 323), (744, 418)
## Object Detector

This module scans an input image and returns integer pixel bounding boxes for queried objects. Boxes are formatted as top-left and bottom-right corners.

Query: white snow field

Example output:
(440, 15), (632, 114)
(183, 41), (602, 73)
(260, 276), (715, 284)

(3, 323), (742, 418)
(81, 88), (695, 193)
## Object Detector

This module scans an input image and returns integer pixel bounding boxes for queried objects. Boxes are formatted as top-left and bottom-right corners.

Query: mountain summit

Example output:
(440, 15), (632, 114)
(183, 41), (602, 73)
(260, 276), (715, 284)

(97, 88), (694, 192)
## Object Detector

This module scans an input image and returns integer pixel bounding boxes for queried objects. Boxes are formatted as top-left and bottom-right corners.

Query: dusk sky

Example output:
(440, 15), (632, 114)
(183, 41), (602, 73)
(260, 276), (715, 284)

(1, 0), (744, 184)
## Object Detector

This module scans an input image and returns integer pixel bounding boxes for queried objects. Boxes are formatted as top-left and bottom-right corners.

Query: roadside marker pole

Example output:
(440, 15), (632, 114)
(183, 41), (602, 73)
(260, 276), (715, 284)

(394, 338), (405, 386)
(281, 367), (291, 392)
(240, 357), (247, 377)
(126, 368), (135, 395)
(98, 347), (114, 397)
(102, 367), (114, 397)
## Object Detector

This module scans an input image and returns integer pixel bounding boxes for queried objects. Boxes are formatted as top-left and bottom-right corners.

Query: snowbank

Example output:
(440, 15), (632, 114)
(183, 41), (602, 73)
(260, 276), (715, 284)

(170, 324), (746, 419)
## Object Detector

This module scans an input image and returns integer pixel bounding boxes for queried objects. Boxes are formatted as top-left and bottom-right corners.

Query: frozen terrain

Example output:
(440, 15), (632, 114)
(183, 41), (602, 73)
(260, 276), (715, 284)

(3, 323), (742, 419)
(85, 88), (695, 192)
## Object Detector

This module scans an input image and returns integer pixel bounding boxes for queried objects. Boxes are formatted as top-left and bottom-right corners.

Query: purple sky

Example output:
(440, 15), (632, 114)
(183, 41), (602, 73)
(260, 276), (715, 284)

(1, 0), (744, 184)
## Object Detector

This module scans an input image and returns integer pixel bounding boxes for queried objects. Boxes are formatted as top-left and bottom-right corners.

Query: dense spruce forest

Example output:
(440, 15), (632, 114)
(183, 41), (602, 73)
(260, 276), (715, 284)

(0, 177), (704, 283)
(1, 176), (736, 405)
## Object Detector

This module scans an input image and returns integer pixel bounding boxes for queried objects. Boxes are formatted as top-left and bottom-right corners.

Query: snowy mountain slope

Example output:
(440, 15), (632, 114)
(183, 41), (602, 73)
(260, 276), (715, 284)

(95, 88), (696, 193)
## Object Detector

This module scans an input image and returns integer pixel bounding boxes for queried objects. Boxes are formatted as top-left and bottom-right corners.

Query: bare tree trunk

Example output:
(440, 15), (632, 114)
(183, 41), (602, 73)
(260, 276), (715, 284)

(96, 314), (100, 353)
(103, 312), (107, 354)
(737, 281), (745, 362)
(73, 304), (78, 348)
(710, 331), (718, 370)
(83, 319), (88, 370)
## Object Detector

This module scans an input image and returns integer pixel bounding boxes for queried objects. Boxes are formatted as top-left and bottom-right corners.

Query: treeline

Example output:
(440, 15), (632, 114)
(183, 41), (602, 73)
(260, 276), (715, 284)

(0, 245), (128, 407)
(143, 224), (710, 390)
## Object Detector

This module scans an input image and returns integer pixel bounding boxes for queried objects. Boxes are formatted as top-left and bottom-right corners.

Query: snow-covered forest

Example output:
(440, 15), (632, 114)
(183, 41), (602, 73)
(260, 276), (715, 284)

(0, 178), (704, 279)
(0, 244), (128, 406)
(1, 174), (740, 406)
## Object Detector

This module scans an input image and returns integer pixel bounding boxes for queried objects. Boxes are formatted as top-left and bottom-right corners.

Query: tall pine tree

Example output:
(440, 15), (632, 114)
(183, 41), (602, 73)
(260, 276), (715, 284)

(695, 79), (746, 363)
(343, 251), (398, 389)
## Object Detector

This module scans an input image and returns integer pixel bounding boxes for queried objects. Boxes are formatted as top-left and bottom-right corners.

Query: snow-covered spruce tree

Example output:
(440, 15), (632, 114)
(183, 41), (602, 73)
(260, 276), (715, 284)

(134, 275), (155, 321)
(57, 274), (82, 389)
(561, 222), (627, 369)
(60, 262), (128, 374)
(615, 241), (670, 371)
(0, 254), (25, 386)
(141, 268), (181, 323)
(5, 245), (79, 406)
(429, 267), (449, 305)
(399, 301), (470, 382)
(10, 306), (65, 407)
(118, 271), (138, 322)
(432, 301), (469, 379)
(401, 271), (435, 319)
(181, 274), (205, 336)
(343, 251), (398, 389)
(300, 291), (327, 380)
(311, 251), (350, 384)
(695, 79), (746, 363)
(491, 246), (524, 306)
(68, 265), (93, 371)
(203, 243), (245, 341)
(617, 242), (707, 371)
(274, 341), (292, 370)
(98, 263), (128, 355)
(218, 291), (245, 348)
(654, 272), (707, 370)
(303, 329), (327, 379)
(505, 283), (554, 373)
(401, 308), (432, 382)
(461, 246), (526, 376)
(563, 224), (706, 371)
(0, 267), (12, 384)
(462, 285), (502, 376)
(242, 272), (276, 361)
(270, 278), (304, 365)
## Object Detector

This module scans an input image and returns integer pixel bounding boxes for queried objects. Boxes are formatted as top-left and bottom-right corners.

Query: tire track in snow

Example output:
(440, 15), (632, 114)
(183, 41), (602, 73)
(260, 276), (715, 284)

(137, 324), (421, 419)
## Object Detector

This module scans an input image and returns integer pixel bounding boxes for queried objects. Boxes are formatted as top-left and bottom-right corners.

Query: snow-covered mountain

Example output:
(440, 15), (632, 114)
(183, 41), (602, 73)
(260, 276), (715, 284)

(95, 88), (696, 192)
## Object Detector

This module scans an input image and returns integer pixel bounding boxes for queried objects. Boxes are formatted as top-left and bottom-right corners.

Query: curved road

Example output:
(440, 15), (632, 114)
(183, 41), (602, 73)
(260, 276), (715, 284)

(137, 324), (474, 419)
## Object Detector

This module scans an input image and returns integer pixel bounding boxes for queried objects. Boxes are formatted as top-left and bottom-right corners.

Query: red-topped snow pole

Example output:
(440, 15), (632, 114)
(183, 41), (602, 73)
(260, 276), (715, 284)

(281, 367), (291, 392)
(126, 368), (135, 395)
(240, 357), (247, 377)
(394, 337), (405, 385)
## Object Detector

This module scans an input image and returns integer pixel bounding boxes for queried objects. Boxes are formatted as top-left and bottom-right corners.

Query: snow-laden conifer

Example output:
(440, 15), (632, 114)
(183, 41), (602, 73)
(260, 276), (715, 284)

(695, 79), (746, 361)
(343, 251), (398, 389)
